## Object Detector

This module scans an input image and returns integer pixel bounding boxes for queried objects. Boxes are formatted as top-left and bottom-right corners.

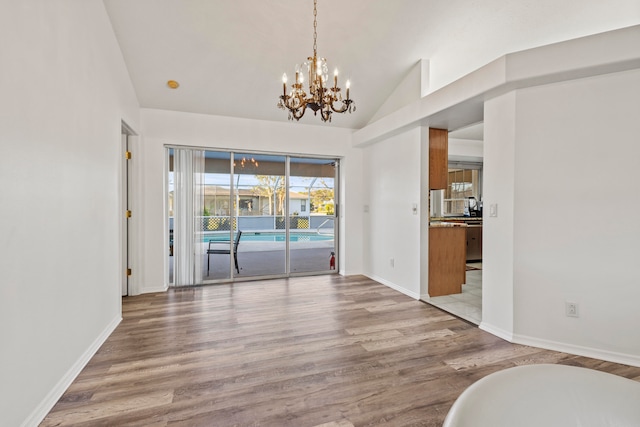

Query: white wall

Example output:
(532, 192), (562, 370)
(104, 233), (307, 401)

(0, 1), (140, 426)
(449, 138), (484, 162)
(138, 109), (363, 291)
(482, 69), (640, 364)
(368, 60), (427, 125)
(513, 69), (640, 364)
(425, 0), (640, 94)
(481, 92), (517, 340)
(362, 127), (423, 298)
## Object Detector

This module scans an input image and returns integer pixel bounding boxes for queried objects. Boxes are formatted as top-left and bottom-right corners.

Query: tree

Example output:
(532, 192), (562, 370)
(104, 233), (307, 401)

(252, 175), (285, 215)
(310, 185), (334, 214)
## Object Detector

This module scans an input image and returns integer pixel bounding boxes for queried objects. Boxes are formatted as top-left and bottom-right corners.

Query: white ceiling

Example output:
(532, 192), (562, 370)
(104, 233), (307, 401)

(449, 123), (484, 141)
(103, 0), (640, 130)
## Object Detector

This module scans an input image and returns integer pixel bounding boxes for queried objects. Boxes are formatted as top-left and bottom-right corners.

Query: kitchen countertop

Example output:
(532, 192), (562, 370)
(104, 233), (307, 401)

(431, 216), (483, 222)
(430, 217), (482, 227)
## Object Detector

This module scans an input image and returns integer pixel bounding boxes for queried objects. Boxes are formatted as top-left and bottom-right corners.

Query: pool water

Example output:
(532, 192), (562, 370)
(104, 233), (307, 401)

(203, 232), (333, 243)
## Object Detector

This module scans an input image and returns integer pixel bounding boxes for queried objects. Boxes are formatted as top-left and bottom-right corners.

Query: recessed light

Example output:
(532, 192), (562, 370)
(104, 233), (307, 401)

(167, 80), (179, 89)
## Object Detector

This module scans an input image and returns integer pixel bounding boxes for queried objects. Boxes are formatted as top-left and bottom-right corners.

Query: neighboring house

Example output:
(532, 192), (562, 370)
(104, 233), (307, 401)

(213, 187), (309, 217)
(168, 186), (315, 217)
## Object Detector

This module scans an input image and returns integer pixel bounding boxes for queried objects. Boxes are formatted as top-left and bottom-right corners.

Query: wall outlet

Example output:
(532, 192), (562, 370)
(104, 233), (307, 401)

(565, 301), (579, 318)
(390, 258), (395, 268)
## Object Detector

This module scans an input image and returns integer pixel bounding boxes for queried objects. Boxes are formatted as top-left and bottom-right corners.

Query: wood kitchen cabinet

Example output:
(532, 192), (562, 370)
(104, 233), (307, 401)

(429, 128), (448, 190)
(466, 225), (482, 261)
(429, 225), (466, 297)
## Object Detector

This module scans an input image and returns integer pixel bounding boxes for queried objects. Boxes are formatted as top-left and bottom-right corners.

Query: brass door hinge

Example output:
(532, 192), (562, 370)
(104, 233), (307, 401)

(125, 151), (132, 160)
(126, 268), (132, 276)
(126, 210), (132, 218)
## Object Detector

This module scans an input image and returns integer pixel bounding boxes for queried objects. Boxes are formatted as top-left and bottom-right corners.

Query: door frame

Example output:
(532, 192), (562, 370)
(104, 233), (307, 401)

(121, 121), (136, 296)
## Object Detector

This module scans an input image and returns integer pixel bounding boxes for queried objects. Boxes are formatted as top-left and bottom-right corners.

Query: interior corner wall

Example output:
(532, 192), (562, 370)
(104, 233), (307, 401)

(138, 109), (363, 291)
(510, 69), (640, 365)
(480, 91), (516, 340)
(368, 62), (423, 125)
(362, 127), (422, 299)
(419, 127), (430, 299)
(0, 1), (140, 426)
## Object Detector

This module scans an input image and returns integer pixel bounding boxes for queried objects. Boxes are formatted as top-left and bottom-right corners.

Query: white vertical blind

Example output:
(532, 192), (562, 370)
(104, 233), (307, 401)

(173, 148), (205, 286)
(193, 150), (204, 284)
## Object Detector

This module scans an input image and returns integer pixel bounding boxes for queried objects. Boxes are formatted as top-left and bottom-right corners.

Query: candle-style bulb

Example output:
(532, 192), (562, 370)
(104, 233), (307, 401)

(282, 73), (287, 96)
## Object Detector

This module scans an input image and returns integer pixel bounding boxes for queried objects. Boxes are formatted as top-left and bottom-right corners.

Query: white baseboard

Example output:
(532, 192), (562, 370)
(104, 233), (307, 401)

(477, 322), (640, 367)
(22, 315), (122, 427)
(512, 333), (640, 368)
(137, 283), (169, 295)
(365, 274), (420, 300)
(479, 321), (514, 342)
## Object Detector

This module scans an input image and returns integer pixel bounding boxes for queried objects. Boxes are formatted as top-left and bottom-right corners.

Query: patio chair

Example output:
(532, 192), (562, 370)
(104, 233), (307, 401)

(207, 230), (242, 274)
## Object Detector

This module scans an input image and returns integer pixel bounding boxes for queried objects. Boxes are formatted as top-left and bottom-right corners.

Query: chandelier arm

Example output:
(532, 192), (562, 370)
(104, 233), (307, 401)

(290, 104), (307, 121)
(320, 108), (332, 122)
(330, 101), (349, 114)
(279, 93), (308, 121)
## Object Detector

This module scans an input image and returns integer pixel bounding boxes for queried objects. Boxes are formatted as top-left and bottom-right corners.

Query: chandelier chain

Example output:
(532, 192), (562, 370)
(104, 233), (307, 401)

(313, 0), (318, 56)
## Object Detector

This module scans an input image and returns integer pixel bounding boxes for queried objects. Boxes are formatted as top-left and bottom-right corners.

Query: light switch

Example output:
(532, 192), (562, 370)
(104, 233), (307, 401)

(412, 203), (418, 215)
(489, 204), (498, 217)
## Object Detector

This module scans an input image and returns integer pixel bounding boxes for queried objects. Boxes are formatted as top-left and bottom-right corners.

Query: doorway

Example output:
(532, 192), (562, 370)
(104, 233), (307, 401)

(427, 124), (484, 324)
(167, 148), (339, 286)
(120, 122), (135, 296)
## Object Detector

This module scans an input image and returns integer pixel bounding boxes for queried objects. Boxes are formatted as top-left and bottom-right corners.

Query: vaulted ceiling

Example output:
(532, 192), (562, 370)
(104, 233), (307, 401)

(103, 0), (640, 130)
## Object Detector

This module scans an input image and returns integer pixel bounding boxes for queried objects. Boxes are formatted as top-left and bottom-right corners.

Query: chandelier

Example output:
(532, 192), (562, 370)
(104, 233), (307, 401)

(277, 0), (355, 123)
(234, 156), (259, 168)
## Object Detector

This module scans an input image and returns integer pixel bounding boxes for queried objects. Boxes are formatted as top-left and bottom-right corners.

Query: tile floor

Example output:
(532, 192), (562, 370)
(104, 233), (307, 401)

(426, 262), (482, 324)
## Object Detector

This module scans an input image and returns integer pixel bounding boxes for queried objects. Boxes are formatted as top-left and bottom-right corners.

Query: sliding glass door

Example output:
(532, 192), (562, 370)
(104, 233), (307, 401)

(202, 151), (233, 281)
(289, 157), (337, 273)
(233, 153), (287, 278)
(168, 148), (338, 285)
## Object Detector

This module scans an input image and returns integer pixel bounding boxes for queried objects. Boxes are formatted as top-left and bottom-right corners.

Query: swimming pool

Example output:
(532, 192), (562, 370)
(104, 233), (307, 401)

(202, 231), (333, 243)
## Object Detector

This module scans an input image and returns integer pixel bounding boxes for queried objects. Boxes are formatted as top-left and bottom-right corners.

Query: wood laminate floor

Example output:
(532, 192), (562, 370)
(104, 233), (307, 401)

(42, 275), (640, 426)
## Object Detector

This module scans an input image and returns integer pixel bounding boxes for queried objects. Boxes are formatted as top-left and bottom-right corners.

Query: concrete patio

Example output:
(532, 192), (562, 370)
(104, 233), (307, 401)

(170, 240), (336, 283)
